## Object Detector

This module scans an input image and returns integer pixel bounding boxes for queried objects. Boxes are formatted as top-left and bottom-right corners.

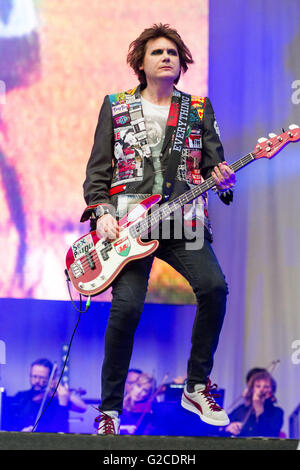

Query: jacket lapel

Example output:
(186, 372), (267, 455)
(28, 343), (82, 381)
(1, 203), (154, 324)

(124, 85), (151, 159)
(161, 88), (183, 155)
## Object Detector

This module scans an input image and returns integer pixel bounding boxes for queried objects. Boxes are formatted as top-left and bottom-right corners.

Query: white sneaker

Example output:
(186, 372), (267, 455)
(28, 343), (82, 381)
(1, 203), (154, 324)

(181, 379), (230, 426)
(95, 410), (120, 435)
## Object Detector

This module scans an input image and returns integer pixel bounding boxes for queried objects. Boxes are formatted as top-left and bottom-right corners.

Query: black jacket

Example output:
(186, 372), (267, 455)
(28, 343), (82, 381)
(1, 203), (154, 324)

(81, 85), (232, 238)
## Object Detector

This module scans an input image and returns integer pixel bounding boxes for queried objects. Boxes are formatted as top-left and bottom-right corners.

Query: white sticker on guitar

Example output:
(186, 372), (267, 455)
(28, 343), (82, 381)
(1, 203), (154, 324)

(72, 234), (94, 260)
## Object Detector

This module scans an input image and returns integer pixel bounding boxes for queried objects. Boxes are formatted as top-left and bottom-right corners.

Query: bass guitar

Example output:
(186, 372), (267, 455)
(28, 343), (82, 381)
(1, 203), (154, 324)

(66, 125), (300, 297)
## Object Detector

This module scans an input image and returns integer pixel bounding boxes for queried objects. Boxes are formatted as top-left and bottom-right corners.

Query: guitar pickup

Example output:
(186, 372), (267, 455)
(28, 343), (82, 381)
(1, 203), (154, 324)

(100, 241), (113, 261)
(85, 252), (96, 270)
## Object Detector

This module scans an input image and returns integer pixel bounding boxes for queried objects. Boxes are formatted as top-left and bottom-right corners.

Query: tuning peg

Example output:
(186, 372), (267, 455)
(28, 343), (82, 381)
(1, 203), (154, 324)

(268, 133), (277, 138)
(289, 124), (299, 129)
(257, 137), (267, 143)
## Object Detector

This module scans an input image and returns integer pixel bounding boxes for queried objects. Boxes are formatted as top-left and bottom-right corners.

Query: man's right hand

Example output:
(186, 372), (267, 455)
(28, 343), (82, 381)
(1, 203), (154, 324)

(225, 421), (242, 435)
(96, 214), (119, 241)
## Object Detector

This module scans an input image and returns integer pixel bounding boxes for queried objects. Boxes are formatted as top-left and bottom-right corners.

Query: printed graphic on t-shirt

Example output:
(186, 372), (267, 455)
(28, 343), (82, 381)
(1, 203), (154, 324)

(141, 98), (169, 195)
(144, 116), (165, 152)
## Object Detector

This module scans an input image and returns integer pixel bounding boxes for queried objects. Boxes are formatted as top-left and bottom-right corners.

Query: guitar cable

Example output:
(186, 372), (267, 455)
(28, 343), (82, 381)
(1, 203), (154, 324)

(65, 269), (91, 314)
(31, 276), (91, 432)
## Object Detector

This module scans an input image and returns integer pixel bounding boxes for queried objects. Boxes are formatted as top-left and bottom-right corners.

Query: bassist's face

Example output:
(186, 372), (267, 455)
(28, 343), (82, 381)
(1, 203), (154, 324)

(139, 36), (180, 85)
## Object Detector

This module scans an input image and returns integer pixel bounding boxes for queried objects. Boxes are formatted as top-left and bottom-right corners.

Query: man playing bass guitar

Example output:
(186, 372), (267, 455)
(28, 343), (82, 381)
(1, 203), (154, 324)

(81, 24), (236, 434)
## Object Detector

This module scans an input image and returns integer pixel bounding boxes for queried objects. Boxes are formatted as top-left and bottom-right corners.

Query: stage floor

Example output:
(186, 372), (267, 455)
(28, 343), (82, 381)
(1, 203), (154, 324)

(0, 431), (299, 451)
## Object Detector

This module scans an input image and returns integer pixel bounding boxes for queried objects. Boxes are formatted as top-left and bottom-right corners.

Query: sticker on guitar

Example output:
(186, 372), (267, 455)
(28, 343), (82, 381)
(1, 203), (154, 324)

(72, 234), (94, 260)
(114, 236), (131, 257)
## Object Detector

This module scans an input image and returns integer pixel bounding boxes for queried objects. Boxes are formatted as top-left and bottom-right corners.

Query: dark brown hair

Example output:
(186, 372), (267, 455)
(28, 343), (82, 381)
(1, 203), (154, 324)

(127, 23), (194, 85)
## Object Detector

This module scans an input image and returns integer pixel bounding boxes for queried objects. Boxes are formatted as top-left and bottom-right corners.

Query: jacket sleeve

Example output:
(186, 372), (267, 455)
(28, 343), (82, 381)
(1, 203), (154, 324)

(201, 97), (233, 205)
(81, 95), (115, 221)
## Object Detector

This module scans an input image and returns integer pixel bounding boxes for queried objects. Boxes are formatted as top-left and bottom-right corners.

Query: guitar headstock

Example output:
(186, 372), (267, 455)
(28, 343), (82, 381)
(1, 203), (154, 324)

(253, 124), (300, 159)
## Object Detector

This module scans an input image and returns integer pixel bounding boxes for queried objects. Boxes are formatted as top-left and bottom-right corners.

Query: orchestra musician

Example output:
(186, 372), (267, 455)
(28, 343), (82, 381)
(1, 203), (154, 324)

(2, 358), (87, 433)
(223, 370), (284, 438)
(124, 368), (143, 396)
(120, 372), (157, 435)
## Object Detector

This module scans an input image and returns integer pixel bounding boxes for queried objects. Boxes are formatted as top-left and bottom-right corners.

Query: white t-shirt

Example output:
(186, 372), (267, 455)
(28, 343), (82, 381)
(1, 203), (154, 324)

(141, 96), (169, 195)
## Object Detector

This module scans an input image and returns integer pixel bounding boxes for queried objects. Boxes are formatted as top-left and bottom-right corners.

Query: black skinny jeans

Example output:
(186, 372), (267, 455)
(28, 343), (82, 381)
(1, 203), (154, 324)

(100, 236), (228, 414)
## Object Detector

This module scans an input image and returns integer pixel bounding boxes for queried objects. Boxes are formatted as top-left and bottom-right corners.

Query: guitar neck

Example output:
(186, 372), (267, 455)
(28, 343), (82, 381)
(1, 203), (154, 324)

(130, 152), (255, 239)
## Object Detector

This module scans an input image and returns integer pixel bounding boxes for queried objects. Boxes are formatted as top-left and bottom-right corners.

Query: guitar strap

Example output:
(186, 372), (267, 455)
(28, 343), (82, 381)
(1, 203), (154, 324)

(162, 92), (191, 201)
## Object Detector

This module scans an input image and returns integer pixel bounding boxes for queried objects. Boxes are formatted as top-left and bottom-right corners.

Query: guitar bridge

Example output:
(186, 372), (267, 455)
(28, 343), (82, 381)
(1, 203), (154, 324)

(70, 259), (84, 278)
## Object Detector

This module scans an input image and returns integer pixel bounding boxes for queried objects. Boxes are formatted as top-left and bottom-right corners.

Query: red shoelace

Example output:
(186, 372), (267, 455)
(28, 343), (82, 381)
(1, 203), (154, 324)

(95, 411), (117, 434)
(200, 378), (223, 411)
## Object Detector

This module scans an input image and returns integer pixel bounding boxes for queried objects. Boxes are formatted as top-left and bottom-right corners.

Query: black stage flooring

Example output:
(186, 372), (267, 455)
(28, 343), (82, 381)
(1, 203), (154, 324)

(0, 431), (299, 451)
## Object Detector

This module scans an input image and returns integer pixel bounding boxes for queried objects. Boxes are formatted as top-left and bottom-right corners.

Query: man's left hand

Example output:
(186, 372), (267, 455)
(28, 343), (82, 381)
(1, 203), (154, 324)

(57, 383), (70, 406)
(212, 162), (236, 191)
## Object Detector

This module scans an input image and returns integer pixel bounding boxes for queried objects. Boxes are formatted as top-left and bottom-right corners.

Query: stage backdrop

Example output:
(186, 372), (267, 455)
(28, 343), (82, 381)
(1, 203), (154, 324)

(0, 0), (208, 304)
(0, 0), (211, 437)
(208, 0), (300, 437)
(1, 0), (300, 439)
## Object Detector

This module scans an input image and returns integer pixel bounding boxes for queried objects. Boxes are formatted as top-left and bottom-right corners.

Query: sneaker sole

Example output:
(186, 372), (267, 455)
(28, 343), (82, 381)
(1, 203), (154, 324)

(181, 396), (230, 427)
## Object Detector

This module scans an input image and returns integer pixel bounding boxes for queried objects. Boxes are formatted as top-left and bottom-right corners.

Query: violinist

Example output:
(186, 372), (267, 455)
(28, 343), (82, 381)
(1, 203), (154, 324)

(124, 368), (143, 396)
(120, 372), (157, 435)
(223, 371), (284, 438)
(3, 358), (86, 433)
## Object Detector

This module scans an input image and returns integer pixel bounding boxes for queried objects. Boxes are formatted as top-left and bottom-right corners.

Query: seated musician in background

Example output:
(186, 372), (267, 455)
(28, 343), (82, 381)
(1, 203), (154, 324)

(242, 367), (267, 398)
(124, 368), (143, 396)
(120, 372), (157, 435)
(3, 358), (87, 433)
(223, 370), (284, 438)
